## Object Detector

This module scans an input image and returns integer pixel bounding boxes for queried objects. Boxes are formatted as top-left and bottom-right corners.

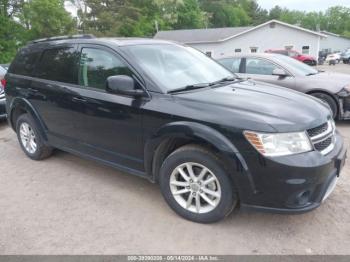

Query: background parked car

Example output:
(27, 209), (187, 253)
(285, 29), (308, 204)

(265, 49), (317, 66)
(341, 51), (350, 64)
(326, 52), (342, 65)
(217, 53), (350, 119)
(0, 64), (9, 119)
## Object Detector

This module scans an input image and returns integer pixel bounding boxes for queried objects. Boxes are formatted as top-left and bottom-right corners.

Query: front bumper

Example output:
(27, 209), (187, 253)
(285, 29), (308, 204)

(0, 97), (6, 119)
(240, 131), (347, 214)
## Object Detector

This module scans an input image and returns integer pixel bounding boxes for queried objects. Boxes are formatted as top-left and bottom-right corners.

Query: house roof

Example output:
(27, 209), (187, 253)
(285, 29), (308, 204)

(321, 31), (350, 40)
(154, 26), (253, 43)
(154, 20), (327, 44)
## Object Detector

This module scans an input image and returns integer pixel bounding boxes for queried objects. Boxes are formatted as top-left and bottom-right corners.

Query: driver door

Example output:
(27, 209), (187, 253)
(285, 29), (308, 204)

(66, 44), (146, 172)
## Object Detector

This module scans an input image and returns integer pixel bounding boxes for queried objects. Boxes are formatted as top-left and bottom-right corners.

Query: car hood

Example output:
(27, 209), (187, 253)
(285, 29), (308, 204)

(173, 80), (330, 133)
(299, 72), (350, 93)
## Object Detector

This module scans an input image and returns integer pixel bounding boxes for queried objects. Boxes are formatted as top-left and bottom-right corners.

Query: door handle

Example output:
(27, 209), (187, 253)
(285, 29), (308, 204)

(72, 97), (87, 103)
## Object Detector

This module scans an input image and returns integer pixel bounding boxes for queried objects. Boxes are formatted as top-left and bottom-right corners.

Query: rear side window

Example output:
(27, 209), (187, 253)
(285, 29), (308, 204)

(218, 58), (241, 73)
(9, 49), (39, 76)
(35, 47), (78, 84)
(79, 48), (132, 90)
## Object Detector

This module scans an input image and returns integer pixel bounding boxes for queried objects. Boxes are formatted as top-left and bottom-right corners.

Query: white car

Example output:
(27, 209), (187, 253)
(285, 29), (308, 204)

(325, 53), (341, 64)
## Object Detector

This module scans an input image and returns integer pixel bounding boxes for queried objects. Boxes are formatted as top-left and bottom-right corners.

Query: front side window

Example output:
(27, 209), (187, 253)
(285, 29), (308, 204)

(79, 48), (132, 90)
(245, 58), (282, 75)
(123, 44), (233, 92)
(36, 47), (78, 84)
(218, 58), (241, 73)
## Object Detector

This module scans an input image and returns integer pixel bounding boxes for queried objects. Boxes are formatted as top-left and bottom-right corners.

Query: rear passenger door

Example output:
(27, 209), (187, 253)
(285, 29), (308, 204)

(30, 44), (81, 140)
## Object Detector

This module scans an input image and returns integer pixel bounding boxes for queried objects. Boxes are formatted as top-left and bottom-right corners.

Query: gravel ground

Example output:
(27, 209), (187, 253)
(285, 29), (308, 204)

(0, 64), (349, 255)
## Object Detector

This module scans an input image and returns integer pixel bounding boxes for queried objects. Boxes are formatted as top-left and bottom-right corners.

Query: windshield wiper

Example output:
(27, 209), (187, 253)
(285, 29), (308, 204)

(306, 72), (318, 76)
(167, 83), (210, 94)
(167, 76), (238, 94)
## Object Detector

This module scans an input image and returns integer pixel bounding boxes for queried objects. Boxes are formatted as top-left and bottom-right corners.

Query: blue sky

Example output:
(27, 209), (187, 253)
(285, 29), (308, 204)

(258, 0), (350, 12)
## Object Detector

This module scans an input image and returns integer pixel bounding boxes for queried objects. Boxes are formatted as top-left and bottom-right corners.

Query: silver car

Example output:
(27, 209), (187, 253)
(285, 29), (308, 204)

(217, 53), (350, 120)
(0, 64), (8, 119)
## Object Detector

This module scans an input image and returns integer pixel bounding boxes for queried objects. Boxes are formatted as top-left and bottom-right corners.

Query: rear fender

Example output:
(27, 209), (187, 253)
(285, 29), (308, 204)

(8, 97), (48, 141)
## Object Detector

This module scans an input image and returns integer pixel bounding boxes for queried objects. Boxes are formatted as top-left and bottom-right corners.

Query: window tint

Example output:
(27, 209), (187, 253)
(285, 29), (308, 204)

(218, 58), (241, 73)
(9, 49), (39, 76)
(79, 48), (132, 90)
(36, 47), (78, 84)
(245, 58), (281, 75)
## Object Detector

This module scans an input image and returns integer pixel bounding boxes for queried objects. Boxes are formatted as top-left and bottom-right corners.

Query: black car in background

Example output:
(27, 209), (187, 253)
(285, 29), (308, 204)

(5, 36), (347, 223)
(0, 64), (9, 119)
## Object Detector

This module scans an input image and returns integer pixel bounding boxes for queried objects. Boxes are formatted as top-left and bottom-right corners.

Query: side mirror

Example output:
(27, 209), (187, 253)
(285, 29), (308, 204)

(106, 75), (145, 97)
(272, 68), (289, 77)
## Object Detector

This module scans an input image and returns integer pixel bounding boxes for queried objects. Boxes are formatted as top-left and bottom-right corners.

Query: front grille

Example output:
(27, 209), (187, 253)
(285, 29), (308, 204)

(314, 137), (332, 151)
(307, 121), (335, 155)
(307, 122), (328, 137)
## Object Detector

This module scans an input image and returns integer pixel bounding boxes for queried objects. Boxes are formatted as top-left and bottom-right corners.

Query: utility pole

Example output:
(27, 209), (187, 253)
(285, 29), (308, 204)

(155, 20), (159, 33)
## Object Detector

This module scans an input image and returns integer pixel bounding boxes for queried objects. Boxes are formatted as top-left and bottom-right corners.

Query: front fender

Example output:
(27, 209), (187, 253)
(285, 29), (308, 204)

(144, 121), (257, 194)
(8, 97), (48, 141)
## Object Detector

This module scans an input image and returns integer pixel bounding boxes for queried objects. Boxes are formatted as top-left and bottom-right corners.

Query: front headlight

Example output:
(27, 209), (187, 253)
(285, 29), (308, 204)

(244, 131), (313, 157)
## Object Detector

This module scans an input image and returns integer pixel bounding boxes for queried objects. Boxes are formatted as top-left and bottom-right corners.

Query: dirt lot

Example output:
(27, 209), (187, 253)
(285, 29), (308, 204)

(0, 64), (349, 255)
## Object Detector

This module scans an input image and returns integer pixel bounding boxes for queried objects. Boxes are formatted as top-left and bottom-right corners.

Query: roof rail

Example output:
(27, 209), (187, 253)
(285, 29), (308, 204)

(30, 34), (95, 44)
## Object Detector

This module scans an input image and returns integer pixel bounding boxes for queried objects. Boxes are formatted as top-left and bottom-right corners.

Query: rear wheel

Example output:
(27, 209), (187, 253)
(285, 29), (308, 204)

(310, 93), (338, 119)
(16, 114), (53, 160)
(159, 144), (237, 223)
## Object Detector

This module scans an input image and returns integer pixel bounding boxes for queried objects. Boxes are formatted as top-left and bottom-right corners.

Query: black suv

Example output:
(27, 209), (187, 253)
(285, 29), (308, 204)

(5, 35), (347, 223)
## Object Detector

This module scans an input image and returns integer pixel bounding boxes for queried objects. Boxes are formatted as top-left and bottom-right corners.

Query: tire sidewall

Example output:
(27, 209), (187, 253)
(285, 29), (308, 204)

(159, 147), (235, 223)
(16, 114), (44, 160)
(311, 93), (338, 119)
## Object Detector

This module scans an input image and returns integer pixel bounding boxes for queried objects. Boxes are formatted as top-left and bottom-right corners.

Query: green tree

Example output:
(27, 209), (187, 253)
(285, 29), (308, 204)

(21, 0), (76, 39)
(173, 0), (207, 29)
(0, 15), (25, 63)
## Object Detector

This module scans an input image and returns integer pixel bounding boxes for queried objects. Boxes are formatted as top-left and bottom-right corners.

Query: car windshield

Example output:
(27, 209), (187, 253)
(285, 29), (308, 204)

(123, 44), (234, 91)
(274, 55), (318, 76)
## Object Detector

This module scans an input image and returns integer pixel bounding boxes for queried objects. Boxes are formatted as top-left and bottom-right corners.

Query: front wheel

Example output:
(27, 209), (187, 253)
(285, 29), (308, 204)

(159, 145), (237, 223)
(310, 93), (338, 119)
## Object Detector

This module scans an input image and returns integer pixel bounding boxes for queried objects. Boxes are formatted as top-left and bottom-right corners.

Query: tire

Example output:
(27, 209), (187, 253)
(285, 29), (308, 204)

(159, 144), (237, 223)
(310, 93), (338, 119)
(16, 114), (53, 160)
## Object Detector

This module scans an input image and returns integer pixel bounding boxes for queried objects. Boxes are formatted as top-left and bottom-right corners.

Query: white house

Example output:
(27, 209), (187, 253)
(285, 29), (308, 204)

(154, 20), (327, 59)
(320, 31), (350, 53)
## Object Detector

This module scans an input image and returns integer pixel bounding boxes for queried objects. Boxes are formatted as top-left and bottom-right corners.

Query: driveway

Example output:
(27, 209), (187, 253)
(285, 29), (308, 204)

(0, 65), (349, 255)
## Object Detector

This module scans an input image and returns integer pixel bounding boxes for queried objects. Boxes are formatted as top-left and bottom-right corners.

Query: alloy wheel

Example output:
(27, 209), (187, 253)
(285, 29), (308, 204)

(19, 122), (37, 154)
(169, 162), (221, 214)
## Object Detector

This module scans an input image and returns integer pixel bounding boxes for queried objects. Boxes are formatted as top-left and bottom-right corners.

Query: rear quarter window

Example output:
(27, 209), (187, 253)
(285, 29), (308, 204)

(9, 49), (40, 76)
(35, 47), (78, 84)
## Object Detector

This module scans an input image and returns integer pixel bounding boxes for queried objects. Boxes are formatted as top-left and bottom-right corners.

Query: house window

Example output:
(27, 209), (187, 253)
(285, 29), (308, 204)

(250, 47), (258, 53)
(205, 51), (212, 57)
(302, 46), (310, 54)
(235, 48), (242, 53)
